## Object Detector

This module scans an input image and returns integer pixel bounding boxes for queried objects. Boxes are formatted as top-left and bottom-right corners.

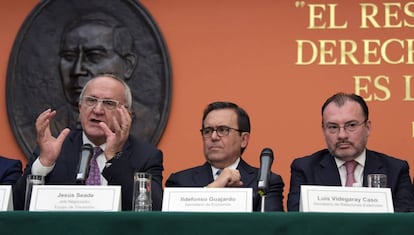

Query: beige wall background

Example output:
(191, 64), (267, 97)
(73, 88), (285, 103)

(1, 1), (414, 207)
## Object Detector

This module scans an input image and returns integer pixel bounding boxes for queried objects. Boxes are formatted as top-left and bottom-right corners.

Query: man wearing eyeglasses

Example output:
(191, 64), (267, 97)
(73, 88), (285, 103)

(166, 101), (284, 211)
(287, 92), (414, 212)
(52, 12), (160, 146)
(13, 74), (164, 211)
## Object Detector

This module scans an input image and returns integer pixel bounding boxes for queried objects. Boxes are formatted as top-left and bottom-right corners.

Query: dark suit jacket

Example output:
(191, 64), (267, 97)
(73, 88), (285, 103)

(13, 130), (163, 211)
(287, 149), (414, 212)
(0, 156), (22, 185)
(166, 159), (284, 211)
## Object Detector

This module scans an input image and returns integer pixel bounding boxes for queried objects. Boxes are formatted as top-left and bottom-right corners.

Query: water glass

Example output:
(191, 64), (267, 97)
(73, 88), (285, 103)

(367, 174), (387, 188)
(24, 174), (45, 210)
(132, 172), (152, 211)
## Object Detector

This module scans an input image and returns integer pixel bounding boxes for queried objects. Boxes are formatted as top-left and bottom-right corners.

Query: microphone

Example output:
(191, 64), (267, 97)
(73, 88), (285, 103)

(257, 148), (274, 195)
(76, 144), (94, 184)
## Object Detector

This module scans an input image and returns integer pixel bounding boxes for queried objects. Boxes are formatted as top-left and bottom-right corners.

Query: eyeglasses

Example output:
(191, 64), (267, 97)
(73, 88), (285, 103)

(323, 120), (367, 134)
(81, 96), (122, 110)
(200, 125), (243, 138)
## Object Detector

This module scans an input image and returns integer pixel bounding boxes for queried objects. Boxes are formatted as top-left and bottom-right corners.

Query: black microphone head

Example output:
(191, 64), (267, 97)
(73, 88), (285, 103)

(76, 143), (94, 183)
(260, 147), (274, 160)
(258, 147), (275, 193)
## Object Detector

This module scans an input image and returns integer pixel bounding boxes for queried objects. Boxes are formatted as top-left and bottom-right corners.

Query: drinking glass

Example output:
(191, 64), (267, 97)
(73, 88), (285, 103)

(367, 174), (387, 188)
(24, 174), (45, 210)
(132, 172), (152, 211)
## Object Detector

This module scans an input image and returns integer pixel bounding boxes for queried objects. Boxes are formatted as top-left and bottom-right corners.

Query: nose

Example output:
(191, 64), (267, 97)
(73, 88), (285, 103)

(337, 127), (348, 138)
(70, 47), (88, 77)
(92, 101), (105, 113)
(210, 130), (220, 140)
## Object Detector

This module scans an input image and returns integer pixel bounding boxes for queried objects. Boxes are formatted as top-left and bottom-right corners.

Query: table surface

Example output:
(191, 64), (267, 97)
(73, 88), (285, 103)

(1, 211), (413, 235)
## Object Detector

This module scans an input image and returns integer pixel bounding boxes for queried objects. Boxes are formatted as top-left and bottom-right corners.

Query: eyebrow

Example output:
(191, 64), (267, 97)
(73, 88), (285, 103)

(325, 120), (359, 125)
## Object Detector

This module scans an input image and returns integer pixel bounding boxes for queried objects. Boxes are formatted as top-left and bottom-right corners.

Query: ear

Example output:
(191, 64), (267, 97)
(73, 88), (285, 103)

(123, 53), (138, 80)
(241, 132), (250, 149)
(365, 120), (372, 136)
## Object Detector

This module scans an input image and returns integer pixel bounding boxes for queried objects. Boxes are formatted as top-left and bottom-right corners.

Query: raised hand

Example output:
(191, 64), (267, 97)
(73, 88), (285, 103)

(99, 105), (132, 161)
(35, 109), (70, 166)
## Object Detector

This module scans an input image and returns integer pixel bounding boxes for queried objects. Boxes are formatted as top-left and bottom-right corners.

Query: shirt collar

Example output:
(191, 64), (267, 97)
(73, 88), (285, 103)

(211, 157), (241, 174)
(82, 132), (106, 151)
(334, 149), (366, 168)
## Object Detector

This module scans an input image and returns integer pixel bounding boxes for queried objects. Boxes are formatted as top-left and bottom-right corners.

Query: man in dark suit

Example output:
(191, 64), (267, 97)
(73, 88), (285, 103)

(166, 101), (284, 212)
(0, 156), (22, 185)
(13, 74), (163, 211)
(287, 92), (414, 212)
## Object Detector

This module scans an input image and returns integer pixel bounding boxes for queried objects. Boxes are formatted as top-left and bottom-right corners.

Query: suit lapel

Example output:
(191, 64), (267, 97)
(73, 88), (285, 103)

(362, 150), (384, 186)
(238, 159), (256, 186)
(192, 163), (215, 186)
(49, 130), (83, 182)
(316, 153), (342, 186)
(69, 131), (84, 174)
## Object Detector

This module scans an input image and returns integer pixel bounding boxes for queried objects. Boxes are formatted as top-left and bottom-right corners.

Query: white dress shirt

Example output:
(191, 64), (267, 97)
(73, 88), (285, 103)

(211, 157), (240, 180)
(334, 149), (366, 187)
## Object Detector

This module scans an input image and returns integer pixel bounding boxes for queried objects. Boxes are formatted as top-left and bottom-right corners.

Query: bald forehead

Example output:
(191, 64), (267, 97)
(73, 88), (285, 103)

(87, 76), (123, 90)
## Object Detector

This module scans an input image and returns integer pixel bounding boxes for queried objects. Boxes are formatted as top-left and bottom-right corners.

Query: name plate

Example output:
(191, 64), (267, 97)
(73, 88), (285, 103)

(30, 185), (121, 211)
(300, 185), (394, 213)
(162, 187), (252, 212)
(0, 185), (13, 211)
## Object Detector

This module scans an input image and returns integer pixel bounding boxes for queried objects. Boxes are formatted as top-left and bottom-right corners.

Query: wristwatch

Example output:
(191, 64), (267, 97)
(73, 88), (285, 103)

(105, 151), (123, 168)
(113, 151), (123, 160)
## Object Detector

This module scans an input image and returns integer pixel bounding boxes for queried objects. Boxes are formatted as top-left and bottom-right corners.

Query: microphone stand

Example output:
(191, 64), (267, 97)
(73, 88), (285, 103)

(258, 189), (266, 212)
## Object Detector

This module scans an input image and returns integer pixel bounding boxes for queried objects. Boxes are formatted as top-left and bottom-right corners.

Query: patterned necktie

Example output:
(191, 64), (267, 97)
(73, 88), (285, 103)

(85, 147), (103, 185)
(345, 160), (358, 187)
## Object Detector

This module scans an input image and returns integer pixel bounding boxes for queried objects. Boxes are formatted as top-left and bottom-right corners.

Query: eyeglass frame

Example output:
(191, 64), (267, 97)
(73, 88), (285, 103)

(200, 125), (245, 138)
(80, 95), (125, 110)
(322, 119), (368, 134)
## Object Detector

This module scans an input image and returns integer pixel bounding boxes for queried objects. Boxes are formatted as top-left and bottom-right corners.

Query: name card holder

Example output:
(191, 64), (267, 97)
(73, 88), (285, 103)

(300, 185), (394, 213)
(162, 187), (252, 212)
(0, 185), (13, 211)
(30, 185), (121, 211)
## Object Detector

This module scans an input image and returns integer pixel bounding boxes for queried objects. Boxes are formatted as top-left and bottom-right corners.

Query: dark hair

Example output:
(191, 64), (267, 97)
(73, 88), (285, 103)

(202, 101), (250, 154)
(202, 101), (251, 133)
(321, 92), (369, 121)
